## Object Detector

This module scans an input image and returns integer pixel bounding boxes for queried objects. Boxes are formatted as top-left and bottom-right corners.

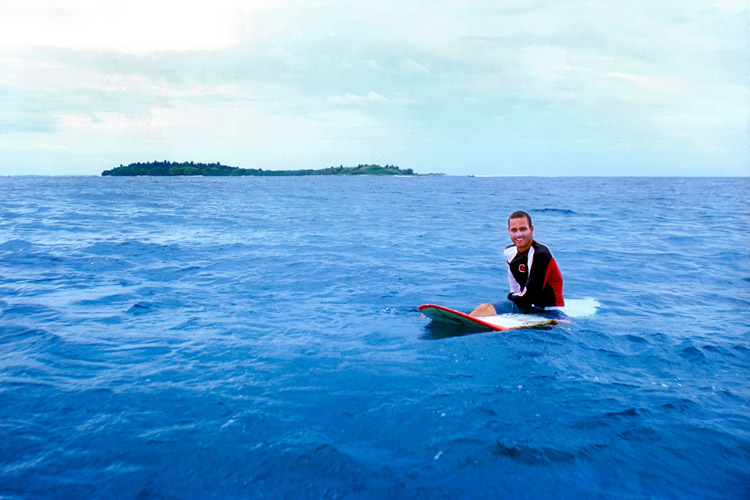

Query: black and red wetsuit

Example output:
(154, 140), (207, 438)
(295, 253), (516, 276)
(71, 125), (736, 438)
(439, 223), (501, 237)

(504, 240), (564, 309)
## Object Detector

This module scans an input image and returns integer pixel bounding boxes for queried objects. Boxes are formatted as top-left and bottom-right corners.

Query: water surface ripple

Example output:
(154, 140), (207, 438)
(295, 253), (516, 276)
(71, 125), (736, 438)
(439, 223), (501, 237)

(1, 176), (749, 499)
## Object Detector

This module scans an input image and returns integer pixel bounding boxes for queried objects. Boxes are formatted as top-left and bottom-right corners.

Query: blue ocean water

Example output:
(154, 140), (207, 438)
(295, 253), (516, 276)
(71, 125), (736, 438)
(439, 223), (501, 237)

(1, 175), (749, 499)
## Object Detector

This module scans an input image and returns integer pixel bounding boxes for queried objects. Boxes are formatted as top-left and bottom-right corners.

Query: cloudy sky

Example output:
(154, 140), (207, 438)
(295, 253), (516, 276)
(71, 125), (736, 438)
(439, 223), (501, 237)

(1, 0), (747, 176)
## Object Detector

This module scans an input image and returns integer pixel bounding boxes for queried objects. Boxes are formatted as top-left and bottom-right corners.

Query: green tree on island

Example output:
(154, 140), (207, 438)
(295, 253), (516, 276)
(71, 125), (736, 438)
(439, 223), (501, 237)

(102, 161), (419, 176)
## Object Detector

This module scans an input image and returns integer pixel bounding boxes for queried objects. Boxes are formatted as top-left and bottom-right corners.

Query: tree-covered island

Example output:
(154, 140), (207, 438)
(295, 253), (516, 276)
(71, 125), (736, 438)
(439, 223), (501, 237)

(101, 161), (427, 176)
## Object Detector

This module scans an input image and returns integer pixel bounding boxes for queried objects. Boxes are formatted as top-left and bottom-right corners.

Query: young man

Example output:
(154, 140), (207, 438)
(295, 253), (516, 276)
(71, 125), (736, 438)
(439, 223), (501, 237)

(470, 211), (564, 317)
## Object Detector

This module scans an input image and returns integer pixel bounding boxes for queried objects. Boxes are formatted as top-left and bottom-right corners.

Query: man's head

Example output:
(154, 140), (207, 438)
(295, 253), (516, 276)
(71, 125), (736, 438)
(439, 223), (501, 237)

(507, 211), (534, 252)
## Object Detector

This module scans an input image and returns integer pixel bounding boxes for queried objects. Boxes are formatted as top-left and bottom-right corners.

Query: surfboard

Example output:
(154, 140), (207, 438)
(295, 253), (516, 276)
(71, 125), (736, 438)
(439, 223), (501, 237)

(419, 304), (556, 331)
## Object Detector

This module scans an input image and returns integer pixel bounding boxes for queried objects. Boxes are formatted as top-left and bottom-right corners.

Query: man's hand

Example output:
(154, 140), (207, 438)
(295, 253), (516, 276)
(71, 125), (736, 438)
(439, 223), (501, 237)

(507, 292), (530, 307)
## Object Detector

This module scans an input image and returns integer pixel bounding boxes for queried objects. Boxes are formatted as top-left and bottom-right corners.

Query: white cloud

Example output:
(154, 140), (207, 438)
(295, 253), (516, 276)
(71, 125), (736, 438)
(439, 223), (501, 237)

(327, 92), (412, 107)
(399, 59), (431, 78)
(0, 0), (284, 53)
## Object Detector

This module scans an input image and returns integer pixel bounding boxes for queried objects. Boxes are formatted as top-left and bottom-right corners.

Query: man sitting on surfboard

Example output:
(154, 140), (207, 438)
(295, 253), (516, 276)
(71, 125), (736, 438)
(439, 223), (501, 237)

(470, 211), (564, 317)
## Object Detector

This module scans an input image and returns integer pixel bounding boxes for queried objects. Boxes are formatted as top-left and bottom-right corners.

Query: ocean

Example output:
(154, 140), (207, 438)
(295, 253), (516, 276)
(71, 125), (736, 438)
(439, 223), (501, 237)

(1, 175), (748, 499)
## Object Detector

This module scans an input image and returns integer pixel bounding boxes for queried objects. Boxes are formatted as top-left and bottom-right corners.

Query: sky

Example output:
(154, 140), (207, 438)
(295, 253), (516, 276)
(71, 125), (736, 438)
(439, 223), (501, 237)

(1, 0), (748, 176)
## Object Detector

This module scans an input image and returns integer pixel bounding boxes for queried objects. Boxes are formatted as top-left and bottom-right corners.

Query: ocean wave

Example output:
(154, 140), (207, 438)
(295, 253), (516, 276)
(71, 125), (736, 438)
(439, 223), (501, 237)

(534, 208), (578, 215)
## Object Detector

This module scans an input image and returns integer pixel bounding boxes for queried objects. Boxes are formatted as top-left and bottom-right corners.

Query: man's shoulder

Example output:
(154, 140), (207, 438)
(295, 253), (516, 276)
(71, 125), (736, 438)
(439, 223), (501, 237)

(531, 241), (554, 257)
(503, 245), (517, 261)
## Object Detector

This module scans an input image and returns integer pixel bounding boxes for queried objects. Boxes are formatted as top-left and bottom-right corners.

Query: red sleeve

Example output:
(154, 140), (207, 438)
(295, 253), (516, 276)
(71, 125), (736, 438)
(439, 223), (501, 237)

(543, 257), (565, 306)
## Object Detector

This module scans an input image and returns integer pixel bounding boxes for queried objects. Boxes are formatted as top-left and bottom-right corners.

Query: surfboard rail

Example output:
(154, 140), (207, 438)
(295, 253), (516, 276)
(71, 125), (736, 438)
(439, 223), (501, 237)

(419, 304), (556, 331)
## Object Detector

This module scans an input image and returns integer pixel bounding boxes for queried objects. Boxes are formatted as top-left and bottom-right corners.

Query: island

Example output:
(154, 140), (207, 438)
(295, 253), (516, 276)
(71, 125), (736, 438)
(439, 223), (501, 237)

(101, 161), (426, 176)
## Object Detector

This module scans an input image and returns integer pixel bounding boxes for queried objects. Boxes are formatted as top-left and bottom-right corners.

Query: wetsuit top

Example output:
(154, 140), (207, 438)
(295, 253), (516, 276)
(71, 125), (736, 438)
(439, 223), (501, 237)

(504, 240), (564, 308)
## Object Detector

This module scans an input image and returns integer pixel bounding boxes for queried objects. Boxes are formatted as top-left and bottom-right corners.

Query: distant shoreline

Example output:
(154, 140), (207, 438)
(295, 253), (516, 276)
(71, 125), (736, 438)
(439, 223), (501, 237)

(102, 162), (442, 177)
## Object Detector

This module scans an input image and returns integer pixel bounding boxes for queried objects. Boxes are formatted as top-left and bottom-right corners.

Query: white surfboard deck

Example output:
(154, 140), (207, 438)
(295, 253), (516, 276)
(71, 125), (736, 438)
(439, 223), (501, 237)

(419, 304), (556, 331)
(547, 298), (600, 318)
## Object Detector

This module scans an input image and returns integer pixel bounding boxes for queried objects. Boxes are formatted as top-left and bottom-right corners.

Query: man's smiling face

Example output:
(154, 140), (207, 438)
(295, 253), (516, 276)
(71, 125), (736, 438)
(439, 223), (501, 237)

(508, 216), (533, 252)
